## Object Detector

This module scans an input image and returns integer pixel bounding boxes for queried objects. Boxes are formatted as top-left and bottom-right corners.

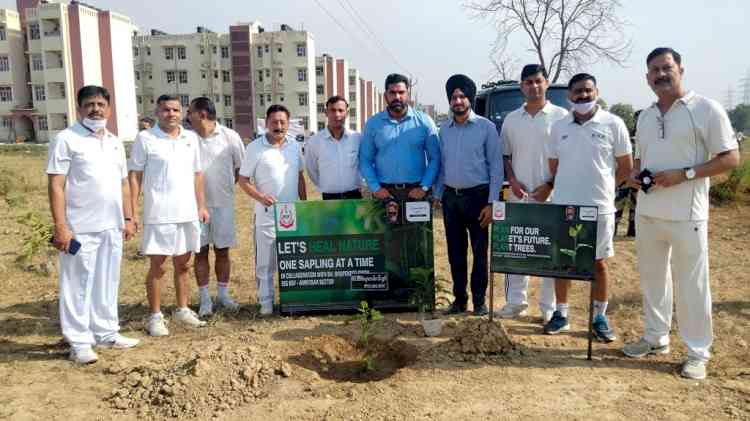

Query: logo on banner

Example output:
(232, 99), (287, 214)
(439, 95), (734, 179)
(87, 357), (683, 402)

(492, 201), (506, 221)
(276, 203), (297, 231)
(579, 206), (598, 221)
(405, 201), (430, 222)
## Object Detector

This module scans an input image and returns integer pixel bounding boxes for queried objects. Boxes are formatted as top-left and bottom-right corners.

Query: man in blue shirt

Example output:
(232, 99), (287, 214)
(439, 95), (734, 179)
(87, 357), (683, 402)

(434, 74), (504, 315)
(359, 73), (440, 201)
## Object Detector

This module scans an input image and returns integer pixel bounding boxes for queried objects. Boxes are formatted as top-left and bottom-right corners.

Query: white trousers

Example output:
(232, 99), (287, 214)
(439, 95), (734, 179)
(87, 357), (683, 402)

(503, 194), (555, 312)
(635, 215), (712, 362)
(59, 228), (122, 347)
(254, 205), (277, 306)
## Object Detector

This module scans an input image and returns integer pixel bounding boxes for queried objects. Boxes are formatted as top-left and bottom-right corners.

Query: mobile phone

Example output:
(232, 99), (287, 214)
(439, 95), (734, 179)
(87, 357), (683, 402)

(637, 169), (654, 193)
(50, 236), (82, 255)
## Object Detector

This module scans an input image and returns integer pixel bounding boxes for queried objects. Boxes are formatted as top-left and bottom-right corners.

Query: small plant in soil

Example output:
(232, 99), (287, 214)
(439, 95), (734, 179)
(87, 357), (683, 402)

(347, 300), (383, 371)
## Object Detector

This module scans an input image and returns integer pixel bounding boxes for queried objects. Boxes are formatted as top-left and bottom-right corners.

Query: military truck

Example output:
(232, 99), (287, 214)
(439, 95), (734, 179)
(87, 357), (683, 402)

(474, 80), (569, 133)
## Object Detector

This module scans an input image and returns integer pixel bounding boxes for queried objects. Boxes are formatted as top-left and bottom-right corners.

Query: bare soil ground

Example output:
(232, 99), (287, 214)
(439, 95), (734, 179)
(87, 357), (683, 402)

(0, 149), (748, 420)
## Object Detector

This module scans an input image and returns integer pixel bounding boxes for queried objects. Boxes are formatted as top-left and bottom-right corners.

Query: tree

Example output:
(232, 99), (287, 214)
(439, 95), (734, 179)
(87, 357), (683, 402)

(610, 102), (635, 134)
(465, 0), (632, 83)
(728, 104), (750, 134)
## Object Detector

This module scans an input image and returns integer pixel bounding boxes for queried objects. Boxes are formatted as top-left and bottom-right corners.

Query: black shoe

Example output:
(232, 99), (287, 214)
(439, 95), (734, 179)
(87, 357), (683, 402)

(473, 304), (488, 316)
(446, 301), (466, 314)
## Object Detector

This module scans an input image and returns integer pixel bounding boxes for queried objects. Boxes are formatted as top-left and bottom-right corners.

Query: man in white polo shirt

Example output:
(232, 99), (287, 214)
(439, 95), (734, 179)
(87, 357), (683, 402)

(305, 95), (362, 200)
(47, 85), (139, 364)
(129, 94), (210, 336)
(544, 73), (633, 342)
(239, 104), (307, 315)
(496, 64), (568, 324)
(622, 48), (739, 380)
(187, 97), (245, 317)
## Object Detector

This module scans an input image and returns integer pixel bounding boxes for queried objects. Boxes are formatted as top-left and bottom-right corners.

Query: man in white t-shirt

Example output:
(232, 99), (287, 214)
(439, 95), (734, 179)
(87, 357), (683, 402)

(129, 94), (210, 336)
(545, 73), (633, 342)
(305, 95), (363, 200)
(239, 104), (307, 315)
(496, 64), (568, 324)
(187, 97), (245, 317)
(47, 85), (139, 364)
(621, 48), (740, 380)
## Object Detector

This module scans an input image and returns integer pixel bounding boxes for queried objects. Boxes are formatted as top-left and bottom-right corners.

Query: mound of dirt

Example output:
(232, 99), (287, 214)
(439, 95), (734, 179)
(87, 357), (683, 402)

(290, 334), (418, 382)
(446, 319), (515, 355)
(105, 342), (292, 418)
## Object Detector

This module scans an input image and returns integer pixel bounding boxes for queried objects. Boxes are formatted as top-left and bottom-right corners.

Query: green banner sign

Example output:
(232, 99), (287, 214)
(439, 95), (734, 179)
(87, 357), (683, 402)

(490, 202), (598, 280)
(274, 199), (434, 314)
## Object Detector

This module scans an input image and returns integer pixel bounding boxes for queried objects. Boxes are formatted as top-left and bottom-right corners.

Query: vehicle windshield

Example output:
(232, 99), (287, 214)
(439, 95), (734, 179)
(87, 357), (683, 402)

(487, 87), (569, 130)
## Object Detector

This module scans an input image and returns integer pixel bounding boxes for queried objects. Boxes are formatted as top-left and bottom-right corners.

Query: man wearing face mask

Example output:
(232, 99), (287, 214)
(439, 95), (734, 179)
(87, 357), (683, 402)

(544, 73), (633, 342)
(495, 64), (568, 324)
(239, 104), (307, 316)
(305, 96), (363, 200)
(47, 85), (139, 364)
(359, 73), (440, 202)
(622, 48), (739, 380)
(433, 74), (503, 316)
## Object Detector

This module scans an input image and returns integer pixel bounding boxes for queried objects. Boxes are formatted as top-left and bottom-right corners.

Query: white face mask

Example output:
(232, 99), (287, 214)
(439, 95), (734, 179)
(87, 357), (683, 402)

(82, 118), (107, 131)
(569, 100), (597, 115)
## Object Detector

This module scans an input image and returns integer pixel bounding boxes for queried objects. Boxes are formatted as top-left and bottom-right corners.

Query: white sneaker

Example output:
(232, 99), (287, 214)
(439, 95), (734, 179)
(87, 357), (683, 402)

(69, 346), (98, 364)
(259, 302), (273, 316)
(97, 334), (140, 349)
(681, 358), (707, 380)
(147, 313), (170, 337)
(217, 296), (240, 312)
(542, 309), (554, 325)
(174, 307), (208, 327)
(494, 303), (528, 319)
(198, 298), (214, 318)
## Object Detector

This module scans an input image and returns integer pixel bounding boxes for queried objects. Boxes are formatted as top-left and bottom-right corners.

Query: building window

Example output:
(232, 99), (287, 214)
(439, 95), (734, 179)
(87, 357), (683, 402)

(137, 95), (142, 104)
(224, 118), (233, 129)
(222, 71), (230, 82)
(257, 46), (263, 58)
(214, 70), (219, 79)
(265, 69), (270, 77)
(349, 92), (356, 102)
(349, 76), (356, 86)
(278, 69), (283, 78)
(297, 68), (307, 82)
(0, 56), (8, 72)
(179, 71), (188, 84)
(135, 71), (140, 80)
(133, 46), (139, 57)
(199, 45), (205, 55)
(201, 70), (207, 79)
(2, 117), (11, 128)
(0, 26), (6, 41)
(166, 70), (175, 83)
(266, 94), (271, 103)
(349, 108), (356, 117)
(38, 116), (48, 131)
(224, 95), (232, 107)
(212, 45), (217, 54)
(148, 71), (153, 80)
(316, 85), (324, 95)
(296, 44), (306, 57)
(29, 23), (40, 40)
(31, 54), (43, 71)
(177, 46), (187, 60)
(164, 46), (174, 60)
(317, 104), (324, 113)
(316, 66), (323, 76)
(318, 122), (325, 130)
(146, 46), (151, 56)
(279, 95), (285, 102)
(259, 94), (264, 106)
(0, 86), (11, 102)
(214, 94), (220, 103)
(264, 44), (269, 53)
(34, 85), (45, 101)
(221, 46), (229, 58)
(301, 116), (308, 130)
(180, 95), (189, 107)
(298, 93), (308, 106)
(257, 70), (263, 82)
(277, 44), (282, 53)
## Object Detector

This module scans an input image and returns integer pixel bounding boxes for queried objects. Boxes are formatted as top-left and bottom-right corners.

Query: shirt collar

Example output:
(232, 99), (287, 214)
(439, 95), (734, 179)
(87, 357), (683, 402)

(568, 107), (604, 126)
(196, 123), (222, 140)
(324, 126), (350, 140)
(380, 106), (414, 122)
(262, 133), (293, 148)
(521, 101), (555, 117)
(152, 124), (186, 139)
(73, 121), (113, 139)
(447, 110), (477, 127)
(648, 90), (697, 113)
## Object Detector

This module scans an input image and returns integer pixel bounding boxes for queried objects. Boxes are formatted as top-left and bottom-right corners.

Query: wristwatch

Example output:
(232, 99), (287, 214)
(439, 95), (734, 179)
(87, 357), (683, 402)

(421, 185), (430, 192)
(684, 167), (696, 180)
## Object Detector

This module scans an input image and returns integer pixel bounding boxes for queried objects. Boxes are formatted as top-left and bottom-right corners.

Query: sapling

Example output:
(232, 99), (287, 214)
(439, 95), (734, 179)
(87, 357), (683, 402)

(348, 300), (383, 371)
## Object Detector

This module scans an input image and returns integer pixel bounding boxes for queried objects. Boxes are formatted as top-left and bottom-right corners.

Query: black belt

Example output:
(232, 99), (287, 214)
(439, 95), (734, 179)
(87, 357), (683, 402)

(444, 184), (489, 196)
(322, 189), (362, 200)
(381, 182), (421, 189)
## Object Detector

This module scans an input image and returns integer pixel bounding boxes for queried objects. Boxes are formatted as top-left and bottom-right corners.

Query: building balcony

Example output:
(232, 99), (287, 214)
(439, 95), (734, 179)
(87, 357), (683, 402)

(45, 98), (69, 112)
(43, 67), (66, 83)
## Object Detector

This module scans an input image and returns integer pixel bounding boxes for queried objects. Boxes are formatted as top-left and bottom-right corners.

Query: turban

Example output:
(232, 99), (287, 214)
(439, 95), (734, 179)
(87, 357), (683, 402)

(445, 74), (476, 105)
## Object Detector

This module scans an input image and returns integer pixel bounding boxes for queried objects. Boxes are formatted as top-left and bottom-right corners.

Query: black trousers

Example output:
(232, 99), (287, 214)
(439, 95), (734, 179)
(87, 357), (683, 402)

(321, 190), (363, 200)
(442, 184), (489, 308)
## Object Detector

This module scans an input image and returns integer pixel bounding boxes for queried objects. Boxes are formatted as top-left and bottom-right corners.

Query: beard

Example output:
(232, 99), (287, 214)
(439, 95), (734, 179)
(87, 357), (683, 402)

(387, 100), (405, 114)
(452, 105), (468, 116)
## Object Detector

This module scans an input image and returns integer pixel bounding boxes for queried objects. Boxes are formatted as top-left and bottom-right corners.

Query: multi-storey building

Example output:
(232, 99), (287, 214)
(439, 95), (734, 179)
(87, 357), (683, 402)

(132, 27), (235, 128)
(314, 53), (335, 131)
(4, 0), (138, 142)
(0, 8), (31, 142)
(347, 67), (361, 132)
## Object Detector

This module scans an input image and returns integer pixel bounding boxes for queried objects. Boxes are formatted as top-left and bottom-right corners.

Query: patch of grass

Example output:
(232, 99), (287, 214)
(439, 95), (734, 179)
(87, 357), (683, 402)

(710, 159), (750, 205)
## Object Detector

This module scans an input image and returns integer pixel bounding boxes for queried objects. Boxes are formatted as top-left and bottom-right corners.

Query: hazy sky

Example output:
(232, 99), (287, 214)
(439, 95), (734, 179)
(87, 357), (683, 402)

(5, 0), (748, 112)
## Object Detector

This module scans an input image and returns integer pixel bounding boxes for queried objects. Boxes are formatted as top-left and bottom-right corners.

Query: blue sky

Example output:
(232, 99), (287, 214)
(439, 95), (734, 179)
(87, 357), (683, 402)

(5, 0), (748, 112)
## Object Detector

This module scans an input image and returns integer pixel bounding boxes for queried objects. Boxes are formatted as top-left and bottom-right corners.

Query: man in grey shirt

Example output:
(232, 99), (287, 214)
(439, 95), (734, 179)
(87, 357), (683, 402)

(434, 74), (504, 316)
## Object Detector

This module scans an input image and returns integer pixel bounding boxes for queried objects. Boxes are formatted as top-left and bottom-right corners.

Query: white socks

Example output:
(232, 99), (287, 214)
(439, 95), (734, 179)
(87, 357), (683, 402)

(593, 300), (608, 317)
(199, 285), (211, 303)
(217, 282), (230, 301)
(556, 303), (569, 318)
